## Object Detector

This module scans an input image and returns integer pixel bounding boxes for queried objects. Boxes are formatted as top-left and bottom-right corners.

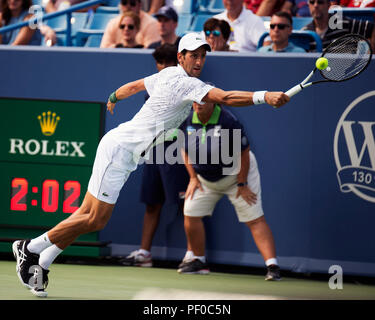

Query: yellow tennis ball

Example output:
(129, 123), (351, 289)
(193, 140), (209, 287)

(316, 57), (328, 70)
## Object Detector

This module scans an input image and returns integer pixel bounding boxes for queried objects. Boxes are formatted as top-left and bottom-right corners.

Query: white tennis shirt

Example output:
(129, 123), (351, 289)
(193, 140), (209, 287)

(214, 8), (266, 52)
(109, 64), (214, 160)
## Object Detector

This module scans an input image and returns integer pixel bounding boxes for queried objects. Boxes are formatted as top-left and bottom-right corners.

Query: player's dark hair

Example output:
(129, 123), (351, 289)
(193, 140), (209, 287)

(273, 11), (293, 26)
(152, 43), (178, 65)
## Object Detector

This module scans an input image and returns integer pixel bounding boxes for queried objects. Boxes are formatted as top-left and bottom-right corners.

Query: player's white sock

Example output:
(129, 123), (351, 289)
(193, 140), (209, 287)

(194, 256), (206, 263)
(39, 244), (63, 270)
(27, 232), (53, 254)
(265, 258), (278, 267)
(184, 250), (194, 261)
(139, 249), (151, 256)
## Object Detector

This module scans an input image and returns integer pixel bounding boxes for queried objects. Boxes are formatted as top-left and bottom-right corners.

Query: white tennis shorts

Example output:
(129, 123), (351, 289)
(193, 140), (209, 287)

(184, 151), (264, 223)
(88, 133), (138, 204)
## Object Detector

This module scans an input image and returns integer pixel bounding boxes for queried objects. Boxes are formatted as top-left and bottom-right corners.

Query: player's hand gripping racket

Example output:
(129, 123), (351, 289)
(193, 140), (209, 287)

(285, 34), (372, 98)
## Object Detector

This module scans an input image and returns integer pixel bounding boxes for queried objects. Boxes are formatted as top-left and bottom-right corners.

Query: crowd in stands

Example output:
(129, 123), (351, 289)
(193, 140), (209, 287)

(1, 0), (374, 51)
(0, 0), (374, 277)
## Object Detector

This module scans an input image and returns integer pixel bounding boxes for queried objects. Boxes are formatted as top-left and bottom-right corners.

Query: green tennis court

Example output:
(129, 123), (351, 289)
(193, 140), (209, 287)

(1, 260), (375, 300)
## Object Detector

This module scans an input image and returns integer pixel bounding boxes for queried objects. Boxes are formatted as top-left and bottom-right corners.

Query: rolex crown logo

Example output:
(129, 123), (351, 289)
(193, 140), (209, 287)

(38, 111), (60, 136)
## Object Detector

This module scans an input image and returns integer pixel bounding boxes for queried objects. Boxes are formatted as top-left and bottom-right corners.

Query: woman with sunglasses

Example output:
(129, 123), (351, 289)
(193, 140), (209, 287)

(100, 0), (160, 48)
(115, 11), (143, 48)
(203, 18), (233, 52)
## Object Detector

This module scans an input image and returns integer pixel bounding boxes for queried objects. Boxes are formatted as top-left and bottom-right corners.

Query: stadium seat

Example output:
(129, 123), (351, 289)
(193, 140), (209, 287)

(86, 12), (118, 30)
(189, 13), (216, 31)
(75, 13), (116, 46)
(293, 17), (312, 30)
(174, 0), (199, 14)
(75, 30), (104, 46)
(176, 14), (193, 36)
(85, 34), (104, 47)
(205, 0), (224, 13)
(96, 6), (120, 14)
(45, 12), (88, 46)
(328, 7), (375, 22)
(104, 0), (120, 6)
(257, 30), (323, 52)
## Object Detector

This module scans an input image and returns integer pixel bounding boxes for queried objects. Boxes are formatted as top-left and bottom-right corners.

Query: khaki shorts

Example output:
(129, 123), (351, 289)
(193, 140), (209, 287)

(184, 151), (264, 223)
(88, 134), (137, 204)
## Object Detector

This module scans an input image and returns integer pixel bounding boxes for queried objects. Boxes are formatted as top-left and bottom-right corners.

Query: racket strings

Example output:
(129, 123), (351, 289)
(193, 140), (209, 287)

(321, 35), (371, 82)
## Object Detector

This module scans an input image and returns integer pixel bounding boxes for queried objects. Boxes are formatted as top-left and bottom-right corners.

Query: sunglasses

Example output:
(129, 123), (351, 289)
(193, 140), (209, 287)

(120, 24), (135, 30)
(205, 30), (221, 37)
(121, 0), (137, 6)
(270, 23), (290, 30)
(308, 0), (326, 4)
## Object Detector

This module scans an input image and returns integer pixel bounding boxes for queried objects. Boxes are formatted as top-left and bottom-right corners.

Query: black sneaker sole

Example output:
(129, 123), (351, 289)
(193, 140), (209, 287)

(177, 268), (210, 275)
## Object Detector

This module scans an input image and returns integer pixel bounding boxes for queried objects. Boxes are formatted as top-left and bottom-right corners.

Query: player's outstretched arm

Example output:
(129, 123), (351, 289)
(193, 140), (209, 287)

(106, 79), (146, 114)
(202, 88), (289, 108)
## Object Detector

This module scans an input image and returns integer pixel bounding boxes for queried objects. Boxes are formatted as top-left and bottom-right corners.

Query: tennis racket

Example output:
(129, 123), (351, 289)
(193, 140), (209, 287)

(285, 34), (372, 98)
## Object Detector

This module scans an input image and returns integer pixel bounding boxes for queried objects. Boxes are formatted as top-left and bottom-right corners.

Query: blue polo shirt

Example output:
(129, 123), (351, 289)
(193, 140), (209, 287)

(181, 105), (250, 182)
(258, 42), (306, 53)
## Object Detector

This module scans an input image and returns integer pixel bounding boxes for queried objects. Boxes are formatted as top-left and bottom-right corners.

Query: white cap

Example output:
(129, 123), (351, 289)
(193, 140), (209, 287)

(178, 32), (211, 53)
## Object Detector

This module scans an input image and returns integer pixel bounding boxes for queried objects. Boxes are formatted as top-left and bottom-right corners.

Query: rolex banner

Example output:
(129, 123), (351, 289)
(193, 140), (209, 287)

(0, 98), (104, 257)
(0, 98), (102, 166)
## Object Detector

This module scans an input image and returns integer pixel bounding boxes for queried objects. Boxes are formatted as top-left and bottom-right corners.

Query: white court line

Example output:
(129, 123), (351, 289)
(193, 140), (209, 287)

(132, 288), (287, 300)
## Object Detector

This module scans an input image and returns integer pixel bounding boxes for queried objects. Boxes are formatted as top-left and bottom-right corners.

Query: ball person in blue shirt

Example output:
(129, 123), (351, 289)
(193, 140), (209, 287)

(178, 101), (281, 281)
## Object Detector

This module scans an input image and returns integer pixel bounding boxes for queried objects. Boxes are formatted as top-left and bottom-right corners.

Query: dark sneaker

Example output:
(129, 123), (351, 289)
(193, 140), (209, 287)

(177, 259), (210, 274)
(265, 264), (281, 281)
(12, 240), (40, 289)
(30, 266), (49, 298)
(119, 250), (153, 267)
(178, 256), (193, 269)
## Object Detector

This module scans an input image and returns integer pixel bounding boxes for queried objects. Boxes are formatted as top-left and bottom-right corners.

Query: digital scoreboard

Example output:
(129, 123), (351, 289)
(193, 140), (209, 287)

(0, 98), (105, 257)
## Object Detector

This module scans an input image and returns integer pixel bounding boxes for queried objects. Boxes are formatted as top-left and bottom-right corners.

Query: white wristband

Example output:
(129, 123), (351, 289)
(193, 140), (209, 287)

(252, 91), (267, 105)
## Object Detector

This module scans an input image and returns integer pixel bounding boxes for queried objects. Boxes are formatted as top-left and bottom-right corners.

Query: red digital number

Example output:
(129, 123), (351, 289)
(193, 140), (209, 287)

(42, 180), (59, 213)
(63, 181), (81, 213)
(10, 178), (28, 211)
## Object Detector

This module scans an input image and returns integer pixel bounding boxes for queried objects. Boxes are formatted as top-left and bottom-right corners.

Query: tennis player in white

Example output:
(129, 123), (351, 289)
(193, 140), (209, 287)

(12, 32), (289, 297)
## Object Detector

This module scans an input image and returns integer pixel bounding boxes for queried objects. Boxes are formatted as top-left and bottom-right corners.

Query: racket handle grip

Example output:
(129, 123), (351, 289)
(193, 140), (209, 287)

(285, 84), (303, 98)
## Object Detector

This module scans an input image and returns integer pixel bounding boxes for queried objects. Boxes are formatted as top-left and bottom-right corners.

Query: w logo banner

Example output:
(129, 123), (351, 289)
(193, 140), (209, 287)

(334, 91), (375, 203)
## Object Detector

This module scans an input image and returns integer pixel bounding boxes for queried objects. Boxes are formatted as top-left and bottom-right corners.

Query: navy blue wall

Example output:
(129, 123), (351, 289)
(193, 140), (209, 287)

(1, 46), (374, 276)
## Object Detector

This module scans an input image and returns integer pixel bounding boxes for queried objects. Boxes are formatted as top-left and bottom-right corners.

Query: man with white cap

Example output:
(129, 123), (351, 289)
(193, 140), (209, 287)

(12, 32), (289, 297)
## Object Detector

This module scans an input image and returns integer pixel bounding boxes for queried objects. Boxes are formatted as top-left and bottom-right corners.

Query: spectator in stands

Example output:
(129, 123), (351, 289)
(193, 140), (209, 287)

(281, 0), (313, 16)
(258, 11), (305, 51)
(147, 0), (175, 15)
(281, 0), (338, 17)
(339, 0), (375, 8)
(100, 0), (161, 48)
(45, 0), (98, 13)
(203, 18), (233, 51)
(214, 0), (267, 52)
(0, 0), (56, 45)
(148, 5), (181, 49)
(245, 0), (286, 16)
(302, 0), (375, 51)
(115, 11), (143, 48)
(177, 101), (281, 281)
(119, 44), (190, 268)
